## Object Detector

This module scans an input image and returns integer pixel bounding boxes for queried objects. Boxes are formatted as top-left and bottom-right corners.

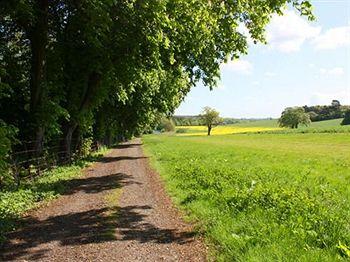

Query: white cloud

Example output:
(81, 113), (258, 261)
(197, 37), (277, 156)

(266, 10), (321, 53)
(319, 67), (344, 76)
(310, 90), (350, 105)
(264, 71), (277, 77)
(312, 26), (350, 50)
(221, 59), (253, 75)
(328, 67), (345, 76)
(252, 81), (260, 86)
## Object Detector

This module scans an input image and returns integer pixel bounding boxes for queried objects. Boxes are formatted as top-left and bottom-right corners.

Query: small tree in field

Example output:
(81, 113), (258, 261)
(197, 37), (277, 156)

(341, 110), (350, 125)
(278, 107), (311, 129)
(200, 107), (222, 135)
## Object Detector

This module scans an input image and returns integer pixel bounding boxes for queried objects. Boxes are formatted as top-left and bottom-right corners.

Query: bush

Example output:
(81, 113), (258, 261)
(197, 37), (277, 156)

(0, 121), (17, 188)
(79, 137), (93, 157)
(341, 110), (350, 125)
(157, 118), (175, 132)
(176, 128), (187, 133)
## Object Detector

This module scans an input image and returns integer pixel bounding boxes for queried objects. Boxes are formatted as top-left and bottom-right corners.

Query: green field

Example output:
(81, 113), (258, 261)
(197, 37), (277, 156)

(143, 121), (350, 261)
(228, 118), (344, 128)
(176, 118), (350, 136)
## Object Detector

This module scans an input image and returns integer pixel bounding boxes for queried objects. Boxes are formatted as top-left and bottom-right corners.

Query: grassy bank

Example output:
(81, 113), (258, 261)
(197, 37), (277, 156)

(143, 133), (350, 261)
(0, 148), (108, 243)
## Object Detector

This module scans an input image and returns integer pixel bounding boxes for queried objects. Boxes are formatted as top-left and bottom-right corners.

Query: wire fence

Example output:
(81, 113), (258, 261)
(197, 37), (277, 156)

(7, 138), (100, 188)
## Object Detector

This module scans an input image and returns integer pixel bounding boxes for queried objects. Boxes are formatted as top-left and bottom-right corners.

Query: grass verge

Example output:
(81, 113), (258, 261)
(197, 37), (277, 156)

(143, 133), (350, 261)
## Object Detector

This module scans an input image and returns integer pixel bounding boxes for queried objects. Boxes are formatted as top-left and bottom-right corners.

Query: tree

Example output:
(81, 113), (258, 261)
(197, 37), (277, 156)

(341, 110), (350, 125)
(331, 100), (341, 107)
(278, 107), (311, 129)
(0, 0), (315, 159)
(303, 101), (349, 122)
(200, 107), (222, 136)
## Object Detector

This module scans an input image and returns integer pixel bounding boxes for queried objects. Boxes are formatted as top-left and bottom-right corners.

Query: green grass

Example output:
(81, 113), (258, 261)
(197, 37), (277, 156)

(176, 118), (350, 135)
(228, 119), (279, 127)
(228, 118), (344, 129)
(143, 133), (350, 261)
(233, 118), (350, 134)
(0, 148), (108, 243)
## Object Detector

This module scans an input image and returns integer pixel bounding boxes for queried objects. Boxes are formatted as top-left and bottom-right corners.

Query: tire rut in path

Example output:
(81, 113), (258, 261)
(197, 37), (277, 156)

(1, 138), (206, 261)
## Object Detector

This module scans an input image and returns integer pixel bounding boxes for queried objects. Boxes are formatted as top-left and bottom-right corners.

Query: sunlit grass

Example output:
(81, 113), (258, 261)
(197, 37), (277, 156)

(143, 132), (350, 261)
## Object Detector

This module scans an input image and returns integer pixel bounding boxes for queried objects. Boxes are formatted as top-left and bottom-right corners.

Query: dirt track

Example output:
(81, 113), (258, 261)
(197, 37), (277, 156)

(1, 139), (206, 261)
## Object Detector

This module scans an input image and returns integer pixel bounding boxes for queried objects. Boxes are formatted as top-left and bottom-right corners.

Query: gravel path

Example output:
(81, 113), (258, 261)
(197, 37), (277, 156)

(1, 139), (206, 261)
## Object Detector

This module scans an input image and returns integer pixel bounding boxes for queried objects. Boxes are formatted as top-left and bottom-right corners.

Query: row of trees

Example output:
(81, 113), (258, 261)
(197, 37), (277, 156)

(279, 105), (350, 129)
(172, 116), (202, 126)
(157, 107), (222, 135)
(0, 1), (314, 162)
(172, 116), (249, 126)
(303, 100), (350, 122)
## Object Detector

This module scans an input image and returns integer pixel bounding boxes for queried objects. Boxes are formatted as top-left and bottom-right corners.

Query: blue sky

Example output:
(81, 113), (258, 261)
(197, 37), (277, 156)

(176, 1), (350, 118)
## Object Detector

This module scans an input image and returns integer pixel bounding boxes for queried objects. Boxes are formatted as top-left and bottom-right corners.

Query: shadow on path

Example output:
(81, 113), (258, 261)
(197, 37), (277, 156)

(1, 204), (195, 260)
(113, 142), (143, 149)
(99, 156), (147, 163)
(1, 151), (195, 261)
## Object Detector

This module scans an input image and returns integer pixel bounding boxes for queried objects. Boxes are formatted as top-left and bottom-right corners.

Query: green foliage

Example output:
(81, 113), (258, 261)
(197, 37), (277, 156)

(78, 137), (93, 157)
(0, 0), (315, 156)
(250, 118), (350, 134)
(303, 101), (350, 122)
(279, 107), (311, 129)
(173, 116), (202, 126)
(341, 110), (350, 125)
(143, 133), (350, 261)
(175, 128), (187, 134)
(0, 121), (17, 187)
(200, 107), (222, 135)
(156, 117), (175, 132)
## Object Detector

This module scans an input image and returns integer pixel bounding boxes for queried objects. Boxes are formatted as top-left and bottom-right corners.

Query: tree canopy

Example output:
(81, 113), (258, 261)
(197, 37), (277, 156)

(341, 110), (350, 126)
(200, 107), (222, 135)
(0, 0), (314, 159)
(278, 107), (311, 129)
(303, 101), (349, 122)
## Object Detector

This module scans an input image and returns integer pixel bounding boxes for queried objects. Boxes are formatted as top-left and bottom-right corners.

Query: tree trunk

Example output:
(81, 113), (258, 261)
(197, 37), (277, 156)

(61, 121), (78, 162)
(207, 125), (212, 136)
(28, 0), (49, 155)
(33, 127), (45, 156)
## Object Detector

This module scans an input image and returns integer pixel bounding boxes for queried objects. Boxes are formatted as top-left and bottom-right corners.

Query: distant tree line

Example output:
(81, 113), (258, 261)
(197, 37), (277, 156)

(173, 115), (274, 126)
(172, 116), (202, 126)
(303, 100), (350, 122)
(279, 100), (350, 129)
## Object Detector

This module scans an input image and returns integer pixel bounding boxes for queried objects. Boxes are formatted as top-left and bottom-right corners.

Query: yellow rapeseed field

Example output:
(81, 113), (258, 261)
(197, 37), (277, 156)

(176, 125), (282, 136)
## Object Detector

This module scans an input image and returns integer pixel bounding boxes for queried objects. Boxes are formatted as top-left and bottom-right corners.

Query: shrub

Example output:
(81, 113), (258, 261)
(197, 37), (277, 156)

(157, 118), (175, 132)
(176, 128), (187, 133)
(79, 137), (93, 157)
(341, 110), (350, 125)
(0, 121), (17, 188)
